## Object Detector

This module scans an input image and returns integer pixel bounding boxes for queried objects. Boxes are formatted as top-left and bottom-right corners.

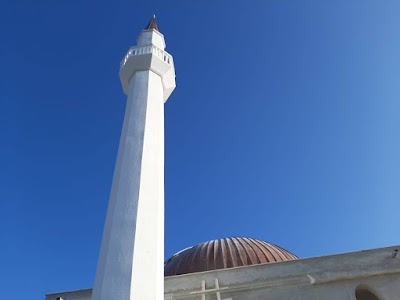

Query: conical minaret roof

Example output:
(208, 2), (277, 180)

(146, 15), (160, 32)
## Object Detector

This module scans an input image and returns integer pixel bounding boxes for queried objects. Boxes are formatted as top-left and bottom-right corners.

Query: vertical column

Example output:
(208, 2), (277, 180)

(92, 69), (165, 300)
(130, 70), (165, 299)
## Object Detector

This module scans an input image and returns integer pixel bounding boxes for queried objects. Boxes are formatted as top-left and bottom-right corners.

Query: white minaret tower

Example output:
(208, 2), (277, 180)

(92, 16), (175, 300)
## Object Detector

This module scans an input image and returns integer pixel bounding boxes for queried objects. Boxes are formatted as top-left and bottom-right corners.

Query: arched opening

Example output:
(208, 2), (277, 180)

(355, 287), (380, 300)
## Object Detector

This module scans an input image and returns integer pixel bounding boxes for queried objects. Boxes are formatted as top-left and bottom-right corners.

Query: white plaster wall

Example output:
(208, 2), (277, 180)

(137, 30), (166, 49)
(46, 273), (400, 300)
(164, 245), (400, 300)
(130, 70), (165, 300)
(50, 246), (400, 300)
(92, 70), (165, 300)
(216, 273), (400, 300)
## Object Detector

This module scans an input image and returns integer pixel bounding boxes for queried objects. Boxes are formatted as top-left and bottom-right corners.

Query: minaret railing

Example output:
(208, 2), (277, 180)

(120, 45), (173, 68)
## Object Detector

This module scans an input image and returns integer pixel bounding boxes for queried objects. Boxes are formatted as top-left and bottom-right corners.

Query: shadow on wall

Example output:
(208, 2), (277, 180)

(355, 285), (380, 300)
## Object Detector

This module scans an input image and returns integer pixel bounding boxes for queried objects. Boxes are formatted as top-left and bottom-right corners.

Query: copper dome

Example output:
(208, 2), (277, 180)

(164, 237), (298, 276)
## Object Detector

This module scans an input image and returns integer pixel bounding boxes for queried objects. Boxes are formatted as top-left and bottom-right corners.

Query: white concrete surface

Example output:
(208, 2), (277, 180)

(163, 245), (400, 300)
(91, 26), (175, 300)
(120, 29), (176, 101)
(48, 245), (400, 300)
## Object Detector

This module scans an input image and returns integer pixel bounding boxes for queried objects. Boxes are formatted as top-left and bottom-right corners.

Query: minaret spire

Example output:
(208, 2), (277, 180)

(92, 16), (176, 300)
(146, 14), (160, 32)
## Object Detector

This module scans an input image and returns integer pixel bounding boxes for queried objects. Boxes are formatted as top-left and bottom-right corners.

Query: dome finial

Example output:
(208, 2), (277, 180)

(145, 15), (160, 32)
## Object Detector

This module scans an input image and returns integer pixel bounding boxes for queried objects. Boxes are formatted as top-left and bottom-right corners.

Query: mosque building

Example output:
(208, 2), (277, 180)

(45, 17), (400, 300)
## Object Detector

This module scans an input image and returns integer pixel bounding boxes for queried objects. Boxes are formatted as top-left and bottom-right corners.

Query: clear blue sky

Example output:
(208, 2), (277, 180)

(1, 1), (400, 299)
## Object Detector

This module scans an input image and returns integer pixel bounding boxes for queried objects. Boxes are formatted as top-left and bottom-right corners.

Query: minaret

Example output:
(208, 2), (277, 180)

(92, 16), (175, 300)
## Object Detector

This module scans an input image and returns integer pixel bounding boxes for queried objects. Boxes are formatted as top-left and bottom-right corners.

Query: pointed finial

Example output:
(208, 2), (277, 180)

(145, 15), (160, 32)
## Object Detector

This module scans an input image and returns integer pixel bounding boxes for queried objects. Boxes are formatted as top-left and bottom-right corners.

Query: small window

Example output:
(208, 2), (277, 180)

(355, 287), (380, 300)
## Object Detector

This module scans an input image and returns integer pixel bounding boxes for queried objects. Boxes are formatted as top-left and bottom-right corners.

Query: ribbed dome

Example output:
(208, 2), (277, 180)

(164, 237), (298, 276)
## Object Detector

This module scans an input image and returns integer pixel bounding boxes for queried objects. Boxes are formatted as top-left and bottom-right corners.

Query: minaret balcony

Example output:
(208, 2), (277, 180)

(119, 44), (176, 101)
(120, 45), (173, 68)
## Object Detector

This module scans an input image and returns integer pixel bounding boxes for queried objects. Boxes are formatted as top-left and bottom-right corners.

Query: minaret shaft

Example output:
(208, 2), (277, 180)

(93, 70), (165, 300)
(93, 16), (175, 300)
(130, 70), (165, 299)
